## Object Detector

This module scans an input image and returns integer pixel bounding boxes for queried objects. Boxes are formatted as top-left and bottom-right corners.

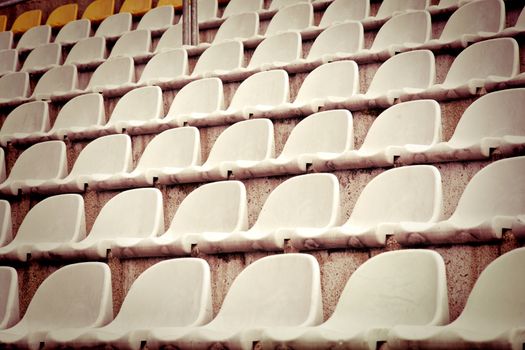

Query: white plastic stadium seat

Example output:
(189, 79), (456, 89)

(222, 0), (262, 18)
(46, 258), (212, 350)
(163, 77), (224, 126)
(0, 149), (5, 183)
(213, 12), (259, 44)
(388, 247), (525, 349)
(0, 72), (29, 106)
(0, 49), (17, 76)
(0, 141), (67, 196)
(305, 21), (364, 63)
(313, 99), (442, 170)
(20, 42), (61, 73)
(138, 49), (188, 86)
(395, 156), (525, 244)
(85, 56), (135, 94)
(0, 262), (112, 350)
(54, 18), (91, 45)
(156, 119), (274, 184)
(262, 249), (449, 349)
(137, 5), (174, 32)
(269, 0), (311, 11)
(230, 110), (354, 178)
(287, 165), (443, 249)
(113, 180), (248, 257)
(0, 101), (49, 146)
(31, 64), (78, 100)
(44, 188), (164, 259)
(374, 0), (429, 19)
(109, 29), (151, 60)
(0, 194), (85, 261)
(94, 12), (132, 39)
(191, 40), (243, 78)
(247, 31), (301, 70)
(46, 93), (106, 140)
(264, 2), (313, 36)
(64, 36), (107, 67)
(0, 32), (13, 51)
(319, 0), (370, 27)
(147, 253), (322, 349)
(97, 127), (201, 190)
(154, 23), (182, 53)
(195, 173), (341, 253)
(0, 266), (19, 329)
(37, 134), (132, 193)
(198, 0), (218, 22)
(0, 200), (12, 247)
(422, 88), (525, 162)
(16, 25), (51, 51)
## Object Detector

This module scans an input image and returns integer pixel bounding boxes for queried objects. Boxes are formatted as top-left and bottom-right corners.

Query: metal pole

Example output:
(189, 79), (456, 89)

(182, 0), (191, 45)
(190, 0), (199, 46)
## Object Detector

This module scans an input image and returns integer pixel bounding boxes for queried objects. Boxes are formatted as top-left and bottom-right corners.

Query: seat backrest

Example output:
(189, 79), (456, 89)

(11, 9), (42, 34)
(46, 3), (78, 28)
(111, 258), (212, 328)
(139, 49), (188, 84)
(21, 42), (61, 72)
(198, 0), (219, 22)
(515, 6), (525, 28)
(51, 93), (105, 133)
(443, 38), (519, 87)
(54, 19), (91, 45)
(154, 23), (182, 53)
(82, 0), (115, 22)
(375, 0), (429, 19)
(192, 40), (243, 76)
(86, 188), (164, 241)
(366, 49), (435, 96)
(247, 31), (301, 70)
(210, 254), (322, 328)
(135, 127), (201, 171)
(251, 173), (340, 231)
(319, 0), (370, 27)
(0, 100), (50, 137)
(222, 0), (262, 18)
(87, 56), (134, 90)
(11, 194), (85, 245)
(228, 69), (289, 111)
(0, 266), (18, 329)
(0, 149), (4, 183)
(137, 5), (174, 30)
(279, 109), (353, 159)
(6, 141), (67, 182)
(269, 0), (311, 11)
(439, 0), (505, 42)
(0, 199), (12, 246)
(32, 64), (78, 98)
(16, 24), (51, 50)
(449, 156), (525, 225)
(360, 99), (441, 152)
(68, 134), (132, 177)
(106, 85), (163, 125)
(21, 262), (112, 331)
(0, 72), (29, 101)
(453, 247), (525, 331)
(94, 12), (132, 38)
(370, 10), (431, 52)
(213, 12), (259, 44)
(0, 49), (18, 76)
(325, 250), (448, 329)
(348, 165), (443, 227)
(119, 0), (152, 15)
(307, 21), (364, 61)
(64, 36), (106, 65)
(109, 29), (151, 58)
(294, 60), (359, 104)
(169, 180), (248, 234)
(165, 77), (223, 120)
(448, 88), (525, 147)
(0, 31), (13, 50)
(205, 119), (274, 165)
(265, 2), (313, 36)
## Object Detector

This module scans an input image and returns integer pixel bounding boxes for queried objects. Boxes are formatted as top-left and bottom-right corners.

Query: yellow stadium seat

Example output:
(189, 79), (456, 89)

(0, 15), (7, 32)
(119, 0), (152, 16)
(11, 9), (42, 34)
(82, 0), (115, 22)
(157, 0), (182, 10)
(46, 4), (78, 28)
